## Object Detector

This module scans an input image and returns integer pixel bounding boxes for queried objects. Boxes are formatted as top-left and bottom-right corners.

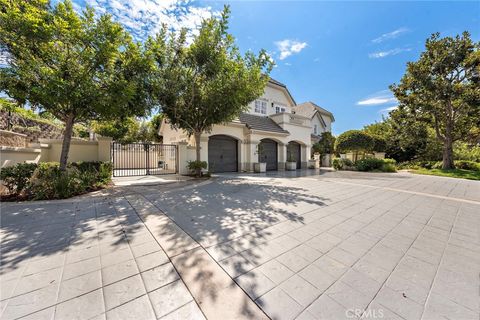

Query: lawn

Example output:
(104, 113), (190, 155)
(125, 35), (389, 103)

(411, 168), (480, 180)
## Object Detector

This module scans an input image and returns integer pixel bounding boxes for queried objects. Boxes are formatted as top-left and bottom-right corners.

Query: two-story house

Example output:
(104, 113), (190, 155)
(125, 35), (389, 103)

(159, 78), (335, 172)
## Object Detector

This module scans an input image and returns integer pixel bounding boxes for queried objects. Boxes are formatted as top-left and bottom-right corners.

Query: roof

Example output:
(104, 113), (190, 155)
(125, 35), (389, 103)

(292, 101), (335, 122)
(267, 77), (296, 105)
(239, 113), (289, 134)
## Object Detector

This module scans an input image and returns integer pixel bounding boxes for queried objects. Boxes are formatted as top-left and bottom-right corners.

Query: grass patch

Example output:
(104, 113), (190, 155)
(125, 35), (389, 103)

(411, 168), (480, 180)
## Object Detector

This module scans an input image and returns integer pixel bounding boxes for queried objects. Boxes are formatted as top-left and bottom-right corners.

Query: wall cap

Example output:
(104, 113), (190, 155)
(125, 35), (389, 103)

(1, 146), (41, 153)
(0, 129), (28, 138)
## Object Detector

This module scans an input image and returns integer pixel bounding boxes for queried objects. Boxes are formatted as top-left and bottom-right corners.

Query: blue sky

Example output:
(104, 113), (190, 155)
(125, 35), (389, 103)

(72, 0), (479, 134)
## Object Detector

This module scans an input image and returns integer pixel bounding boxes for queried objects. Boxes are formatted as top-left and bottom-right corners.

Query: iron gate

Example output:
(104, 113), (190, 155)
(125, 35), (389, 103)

(111, 142), (177, 177)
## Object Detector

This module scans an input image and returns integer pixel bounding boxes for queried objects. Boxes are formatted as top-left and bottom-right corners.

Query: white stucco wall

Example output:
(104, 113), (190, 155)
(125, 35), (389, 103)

(247, 84), (294, 116)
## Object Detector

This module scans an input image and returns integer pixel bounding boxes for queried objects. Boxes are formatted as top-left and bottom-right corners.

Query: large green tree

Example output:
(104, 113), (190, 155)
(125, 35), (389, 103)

(391, 32), (480, 169)
(0, 0), (152, 170)
(147, 6), (273, 175)
(334, 130), (374, 162)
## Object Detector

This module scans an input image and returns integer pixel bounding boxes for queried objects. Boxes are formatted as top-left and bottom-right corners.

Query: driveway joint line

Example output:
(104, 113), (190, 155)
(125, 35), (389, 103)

(323, 179), (480, 204)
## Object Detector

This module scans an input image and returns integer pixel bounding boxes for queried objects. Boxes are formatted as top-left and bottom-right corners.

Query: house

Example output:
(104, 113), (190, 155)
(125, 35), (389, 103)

(159, 78), (335, 172)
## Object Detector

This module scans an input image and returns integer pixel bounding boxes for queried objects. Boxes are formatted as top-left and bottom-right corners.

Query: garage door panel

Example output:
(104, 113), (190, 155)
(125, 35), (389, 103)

(287, 142), (301, 169)
(208, 135), (238, 172)
(259, 139), (277, 171)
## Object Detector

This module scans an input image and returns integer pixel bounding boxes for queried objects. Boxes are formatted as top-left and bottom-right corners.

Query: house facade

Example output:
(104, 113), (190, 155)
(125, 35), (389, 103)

(159, 78), (335, 173)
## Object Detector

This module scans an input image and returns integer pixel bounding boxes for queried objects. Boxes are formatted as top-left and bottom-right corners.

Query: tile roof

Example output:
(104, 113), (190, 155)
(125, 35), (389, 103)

(239, 113), (289, 134)
(292, 102), (335, 121)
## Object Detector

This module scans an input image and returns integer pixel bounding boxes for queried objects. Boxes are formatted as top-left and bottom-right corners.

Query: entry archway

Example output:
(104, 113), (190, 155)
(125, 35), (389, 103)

(258, 139), (278, 171)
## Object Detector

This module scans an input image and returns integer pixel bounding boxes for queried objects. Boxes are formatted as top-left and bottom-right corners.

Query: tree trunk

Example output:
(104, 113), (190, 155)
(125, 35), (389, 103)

(194, 131), (202, 177)
(442, 137), (454, 170)
(59, 113), (75, 171)
(442, 122), (455, 170)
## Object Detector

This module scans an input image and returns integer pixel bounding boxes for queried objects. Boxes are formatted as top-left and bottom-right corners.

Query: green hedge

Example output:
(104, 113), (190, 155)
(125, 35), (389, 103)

(0, 161), (113, 200)
(397, 160), (479, 171)
(333, 157), (396, 172)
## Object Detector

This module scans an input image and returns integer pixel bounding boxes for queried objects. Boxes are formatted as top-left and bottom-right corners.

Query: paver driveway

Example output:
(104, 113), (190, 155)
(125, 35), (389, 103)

(1, 171), (479, 320)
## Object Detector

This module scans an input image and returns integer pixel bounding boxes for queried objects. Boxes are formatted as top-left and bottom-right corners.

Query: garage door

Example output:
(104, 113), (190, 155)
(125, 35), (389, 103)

(208, 135), (238, 172)
(259, 139), (278, 171)
(287, 141), (301, 169)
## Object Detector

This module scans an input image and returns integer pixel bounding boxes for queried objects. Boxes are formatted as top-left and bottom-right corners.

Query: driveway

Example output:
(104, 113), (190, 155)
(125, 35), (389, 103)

(1, 171), (479, 320)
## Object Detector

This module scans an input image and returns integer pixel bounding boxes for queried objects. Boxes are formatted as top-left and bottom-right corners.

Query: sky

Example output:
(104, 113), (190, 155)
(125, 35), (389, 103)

(70, 0), (479, 135)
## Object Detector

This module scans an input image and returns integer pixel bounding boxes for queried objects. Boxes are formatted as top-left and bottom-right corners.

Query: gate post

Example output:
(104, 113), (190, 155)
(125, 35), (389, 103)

(176, 142), (189, 175)
(97, 137), (113, 162)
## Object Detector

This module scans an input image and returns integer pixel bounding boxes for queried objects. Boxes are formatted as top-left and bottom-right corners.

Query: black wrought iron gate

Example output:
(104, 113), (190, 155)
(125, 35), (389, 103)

(111, 142), (177, 177)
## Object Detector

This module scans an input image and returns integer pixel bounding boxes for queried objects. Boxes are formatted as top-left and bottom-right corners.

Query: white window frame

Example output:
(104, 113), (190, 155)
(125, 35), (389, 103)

(275, 105), (286, 114)
(255, 100), (267, 114)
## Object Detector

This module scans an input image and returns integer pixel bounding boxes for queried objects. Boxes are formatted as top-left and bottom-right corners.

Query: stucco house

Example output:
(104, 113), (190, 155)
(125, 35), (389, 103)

(159, 78), (334, 172)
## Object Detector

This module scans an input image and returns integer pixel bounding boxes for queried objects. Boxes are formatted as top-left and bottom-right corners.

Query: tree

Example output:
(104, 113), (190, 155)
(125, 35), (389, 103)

(91, 117), (139, 143)
(391, 32), (480, 169)
(0, 0), (152, 170)
(334, 130), (374, 162)
(312, 132), (335, 156)
(147, 6), (273, 176)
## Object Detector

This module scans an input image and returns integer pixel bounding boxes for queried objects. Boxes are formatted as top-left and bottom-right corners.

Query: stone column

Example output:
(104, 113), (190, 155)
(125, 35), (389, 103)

(97, 137), (113, 162)
(176, 142), (189, 175)
(243, 139), (257, 172)
(278, 143), (287, 171)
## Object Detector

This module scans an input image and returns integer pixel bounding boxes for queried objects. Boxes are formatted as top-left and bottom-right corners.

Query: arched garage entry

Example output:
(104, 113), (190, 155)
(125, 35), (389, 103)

(208, 135), (238, 172)
(259, 139), (278, 171)
(287, 141), (301, 169)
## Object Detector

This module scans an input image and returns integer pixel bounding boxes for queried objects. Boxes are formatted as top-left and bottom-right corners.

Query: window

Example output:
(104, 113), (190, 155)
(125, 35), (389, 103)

(275, 106), (286, 113)
(255, 100), (267, 114)
(314, 124), (318, 134)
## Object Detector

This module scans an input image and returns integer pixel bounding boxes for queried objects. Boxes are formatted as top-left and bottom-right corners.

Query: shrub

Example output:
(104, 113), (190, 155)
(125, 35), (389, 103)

(187, 160), (207, 174)
(332, 158), (353, 170)
(355, 158), (384, 171)
(381, 158), (397, 172)
(0, 163), (38, 195)
(1, 161), (112, 200)
(454, 160), (480, 171)
(28, 163), (84, 200)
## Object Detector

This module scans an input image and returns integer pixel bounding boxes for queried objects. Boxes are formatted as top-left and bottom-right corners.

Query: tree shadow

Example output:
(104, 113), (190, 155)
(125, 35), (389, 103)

(136, 174), (329, 317)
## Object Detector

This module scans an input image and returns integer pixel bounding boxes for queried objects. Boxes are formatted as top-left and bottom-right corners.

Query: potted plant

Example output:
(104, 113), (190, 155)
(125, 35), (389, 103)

(286, 153), (297, 171)
(254, 143), (267, 173)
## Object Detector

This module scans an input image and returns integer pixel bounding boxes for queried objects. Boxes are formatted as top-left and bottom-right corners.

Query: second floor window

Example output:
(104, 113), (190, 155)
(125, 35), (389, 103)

(314, 124), (318, 134)
(275, 106), (286, 113)
(255, 100), (267, 114)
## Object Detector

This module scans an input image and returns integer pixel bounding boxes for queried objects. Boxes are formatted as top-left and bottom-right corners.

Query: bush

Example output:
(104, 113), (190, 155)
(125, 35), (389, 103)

(28, 163), (84, 200)
(454, 160), (480, 171)
(187, 160), (208, 173)
(332, 158), (353, 170)
(355, 158), (384, 171)
(0, 163), (38, 195)
(381, 158), (397, 172)
(0, 161), (112, 200)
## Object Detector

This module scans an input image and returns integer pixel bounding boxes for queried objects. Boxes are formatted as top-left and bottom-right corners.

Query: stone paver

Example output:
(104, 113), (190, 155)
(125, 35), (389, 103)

(1, 171), (479, 320)
(0, 197), (204, 320)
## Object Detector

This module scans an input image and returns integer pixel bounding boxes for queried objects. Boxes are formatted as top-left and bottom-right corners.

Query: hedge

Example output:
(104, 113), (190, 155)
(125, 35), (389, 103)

(0, 161), (113, 200)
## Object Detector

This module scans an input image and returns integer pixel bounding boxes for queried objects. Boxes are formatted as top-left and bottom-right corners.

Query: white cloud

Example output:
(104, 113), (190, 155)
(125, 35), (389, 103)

(379, 106), (398, 113)
(368, 47), (411, 59)
(372, 27), (409, 43)
(81, 0), (219, 41)
(275, 39), (307, 60)
(357, 90), (397, 106)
